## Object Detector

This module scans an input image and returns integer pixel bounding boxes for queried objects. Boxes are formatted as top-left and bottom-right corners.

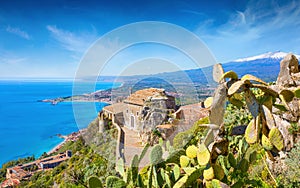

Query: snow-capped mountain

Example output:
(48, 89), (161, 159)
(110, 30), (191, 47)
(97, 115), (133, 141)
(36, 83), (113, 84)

(234, 51), (300, 62)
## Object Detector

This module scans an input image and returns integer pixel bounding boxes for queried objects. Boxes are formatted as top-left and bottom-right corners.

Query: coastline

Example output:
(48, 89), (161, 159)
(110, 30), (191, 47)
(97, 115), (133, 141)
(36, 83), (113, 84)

(40, 81), (123, 105)
(47, 129), (86, 155)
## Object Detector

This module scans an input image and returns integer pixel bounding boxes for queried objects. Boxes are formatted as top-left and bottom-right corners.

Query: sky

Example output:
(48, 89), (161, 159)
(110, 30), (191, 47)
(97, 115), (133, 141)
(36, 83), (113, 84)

(1, 0), (300, 78)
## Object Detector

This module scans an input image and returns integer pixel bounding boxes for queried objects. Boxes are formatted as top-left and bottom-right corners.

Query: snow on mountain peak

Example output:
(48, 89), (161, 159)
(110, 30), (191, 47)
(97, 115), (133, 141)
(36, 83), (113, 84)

(234, 51), (300, 62)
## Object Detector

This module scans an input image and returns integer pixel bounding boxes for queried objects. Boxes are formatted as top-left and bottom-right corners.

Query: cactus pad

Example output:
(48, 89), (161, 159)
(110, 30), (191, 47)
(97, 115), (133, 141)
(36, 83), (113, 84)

(245, 119), (257, 144)
(262, 134), (273, 150)
(251, 84), (278, 98)
(269, 127), (284, 151)
(203, 166), (214, 180)
(262, 105), (276, 129)
(228, 96), (244, 108)
(238, 159), (249, 173)
(150, 144), (163, 165)
(180, 155), (190, 167)
(88, 176), (103, 188)
(294, 88), (300, 98)
(228, 80), (245, 95)
(228, 153), (236, 168)
(241, 74), (267, 85)
(197, 144), (210, 166)
(212, 164), (224, 180)
(173, 164), (180, 181)
(213, 63), (225, 83)
(106, 176), (126, 188)
(280, 89), (295, 102)
(245, 89), (259, 117)
(204, 97), (214, 108)
(220, 70), (238, 81)
(186, 145), (198, 159)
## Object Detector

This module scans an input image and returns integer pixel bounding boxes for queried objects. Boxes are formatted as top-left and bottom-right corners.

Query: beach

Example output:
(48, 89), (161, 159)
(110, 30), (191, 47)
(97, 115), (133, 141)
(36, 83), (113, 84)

(47, 129), (87, 155)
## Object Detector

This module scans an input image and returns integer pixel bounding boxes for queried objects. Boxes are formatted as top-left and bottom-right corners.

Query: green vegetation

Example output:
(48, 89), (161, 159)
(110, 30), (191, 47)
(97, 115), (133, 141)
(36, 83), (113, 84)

(87, 64), (300, 187)
(278, 142), (300, 187)
(0, 118), (118, 187)
(22, 138), (112, 187)
(2, 61), (299, 187)
(173, 117), (209, 149)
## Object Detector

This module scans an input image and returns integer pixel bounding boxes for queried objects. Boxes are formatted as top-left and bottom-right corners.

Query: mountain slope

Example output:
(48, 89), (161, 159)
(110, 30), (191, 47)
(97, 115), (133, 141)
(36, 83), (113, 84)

(97, 51), (299, 88)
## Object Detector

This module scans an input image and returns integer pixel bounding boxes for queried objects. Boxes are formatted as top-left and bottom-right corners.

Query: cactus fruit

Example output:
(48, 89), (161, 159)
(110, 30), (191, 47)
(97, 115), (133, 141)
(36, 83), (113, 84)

(88, 176), (103, 188)
(186, 145), (198, 159)
(220, 70), (238, 81)
(241, 74), (268, 85)
(269, 127), (284, 151)
(150, 144), (163, 165)
(212, 164), (224, 180)
(262, 134), (273, 150)
(204, 97), (214, 108)
(203, 166), (215, 180)
(180, 155), (190, 167)
(245, 119), (257, 144)
(197, 144), (211, 166)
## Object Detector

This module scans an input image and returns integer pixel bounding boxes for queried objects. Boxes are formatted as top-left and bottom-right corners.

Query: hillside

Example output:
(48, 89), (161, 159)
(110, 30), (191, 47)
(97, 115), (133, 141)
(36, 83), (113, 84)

(98, 51), (297, 85)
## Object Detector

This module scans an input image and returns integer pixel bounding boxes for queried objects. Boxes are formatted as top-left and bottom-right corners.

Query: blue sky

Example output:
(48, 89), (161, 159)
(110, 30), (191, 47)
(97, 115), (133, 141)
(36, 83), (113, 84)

(0, 0), (300, 78)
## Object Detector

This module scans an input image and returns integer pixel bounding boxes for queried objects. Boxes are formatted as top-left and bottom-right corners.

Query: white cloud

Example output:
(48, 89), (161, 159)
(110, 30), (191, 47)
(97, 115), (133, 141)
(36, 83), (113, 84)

(6, 26), (30, 40)
(46, 25), (98, 54)
(1, 57), (27, 64)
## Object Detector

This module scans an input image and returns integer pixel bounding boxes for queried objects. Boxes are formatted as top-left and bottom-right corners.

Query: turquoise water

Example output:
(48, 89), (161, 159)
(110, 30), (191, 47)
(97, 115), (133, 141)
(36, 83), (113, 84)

(0, 80), (118, 166)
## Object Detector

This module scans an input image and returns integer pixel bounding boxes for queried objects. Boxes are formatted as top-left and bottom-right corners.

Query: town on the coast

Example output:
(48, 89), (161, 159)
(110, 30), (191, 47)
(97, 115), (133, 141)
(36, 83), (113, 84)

(1, 87), (210, 187)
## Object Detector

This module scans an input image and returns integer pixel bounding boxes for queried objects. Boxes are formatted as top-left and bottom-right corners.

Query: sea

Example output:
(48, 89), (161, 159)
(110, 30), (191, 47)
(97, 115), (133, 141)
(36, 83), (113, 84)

(0, 80), (120, 167)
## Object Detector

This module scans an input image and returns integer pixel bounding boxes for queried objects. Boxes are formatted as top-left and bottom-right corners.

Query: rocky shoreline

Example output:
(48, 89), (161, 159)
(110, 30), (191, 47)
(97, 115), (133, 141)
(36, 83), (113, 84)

(39, 89), (112, 105)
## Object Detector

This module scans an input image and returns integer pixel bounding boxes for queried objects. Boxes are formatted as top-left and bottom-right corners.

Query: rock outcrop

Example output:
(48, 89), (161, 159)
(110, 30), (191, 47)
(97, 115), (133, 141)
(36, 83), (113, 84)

(271, 54), (300, 150)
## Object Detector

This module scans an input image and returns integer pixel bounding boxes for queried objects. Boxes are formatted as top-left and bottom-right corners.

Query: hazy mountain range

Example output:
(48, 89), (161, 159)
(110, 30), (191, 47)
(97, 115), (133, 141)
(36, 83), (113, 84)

(96, 51), (299, 87)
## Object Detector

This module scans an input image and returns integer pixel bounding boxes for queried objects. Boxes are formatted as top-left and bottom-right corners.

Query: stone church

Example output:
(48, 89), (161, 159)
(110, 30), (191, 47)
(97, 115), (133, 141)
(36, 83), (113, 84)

(99, 88), (176, 132)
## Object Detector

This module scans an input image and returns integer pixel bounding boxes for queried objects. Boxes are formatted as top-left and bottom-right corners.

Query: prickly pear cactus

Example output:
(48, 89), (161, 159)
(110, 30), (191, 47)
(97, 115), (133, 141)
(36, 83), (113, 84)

(186, 145), (198, 159)
(105, 176), (126, 188)
(262, 134), (273, 150)
(180, 155), (190, 167)
(150, 144), (163, 165)
(269, 127), (284, 151)
(88, 176), (103, 188)
(212, 164), (224, 180)
(203, 166), (214, 180)
(197, 144), (210, 166)
(245, 119), (257, 144)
